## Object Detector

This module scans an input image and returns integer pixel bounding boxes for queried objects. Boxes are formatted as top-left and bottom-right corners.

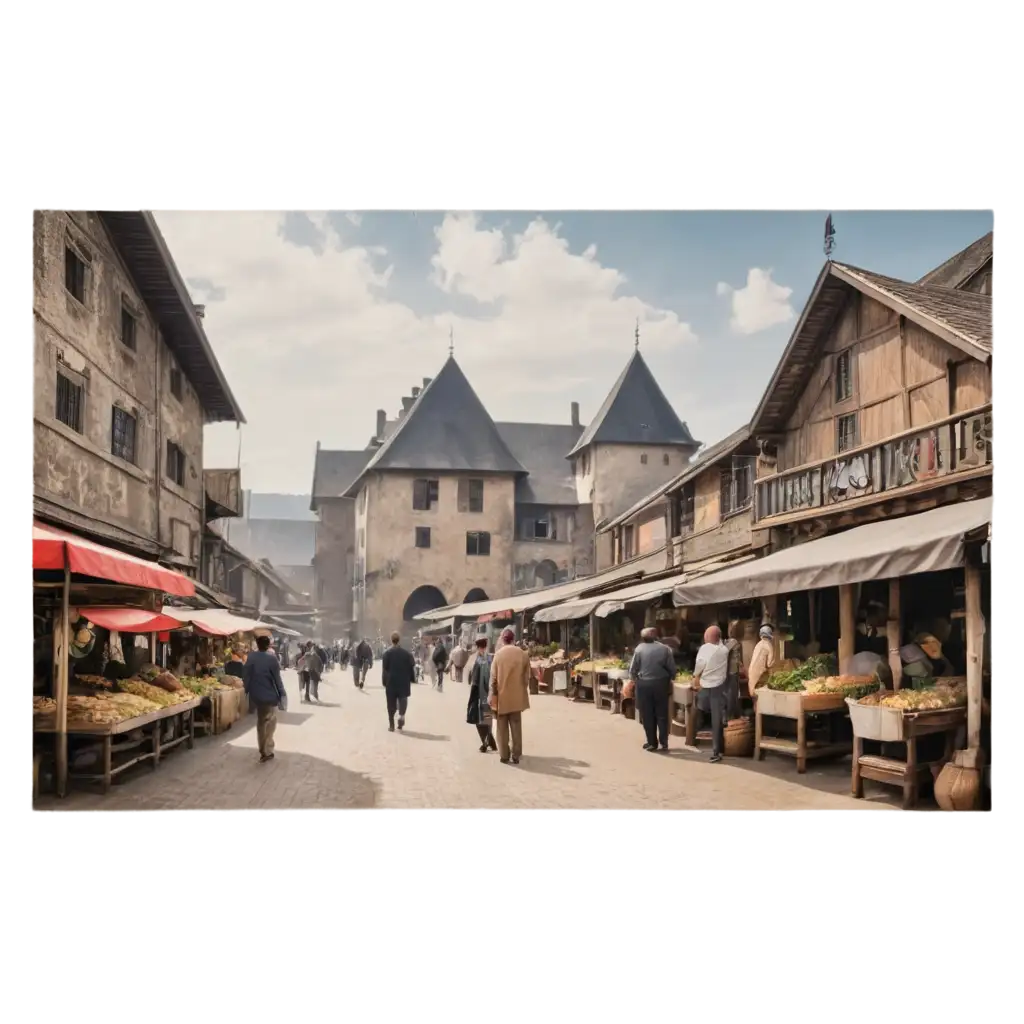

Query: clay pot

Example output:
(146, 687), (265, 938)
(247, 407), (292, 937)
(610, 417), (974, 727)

(934, 762), (981, 811)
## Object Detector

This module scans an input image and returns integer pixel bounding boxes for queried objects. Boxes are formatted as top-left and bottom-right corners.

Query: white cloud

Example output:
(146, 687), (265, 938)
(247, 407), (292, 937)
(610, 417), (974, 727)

(154, 211), (699, 492)
(717, 267), (795, 335)
(345, 212), (363, 227)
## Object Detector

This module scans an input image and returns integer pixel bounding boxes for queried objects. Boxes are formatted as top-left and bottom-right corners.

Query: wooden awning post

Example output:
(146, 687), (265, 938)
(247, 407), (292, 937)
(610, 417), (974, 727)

(590, 613), (601, 710)
(838, 583), (856, 673)
(149, 631), (157, 662)
(887, 578), (903, 690)
(965, 561), (984, 752)
(55, 565), (71, 798)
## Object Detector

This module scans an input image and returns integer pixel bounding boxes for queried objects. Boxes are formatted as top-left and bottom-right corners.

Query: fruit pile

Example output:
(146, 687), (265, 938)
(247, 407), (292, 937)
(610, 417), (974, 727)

(33, 696), (57, 717)
(180, 675), (234, 697)
(858, 684), (967, 711)
(765, 653), (838, 692)
(117, 678), (196, 708)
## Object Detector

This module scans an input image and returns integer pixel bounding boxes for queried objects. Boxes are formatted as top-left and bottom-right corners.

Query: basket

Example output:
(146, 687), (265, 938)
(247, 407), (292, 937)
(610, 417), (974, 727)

(723, 718), (754, 757)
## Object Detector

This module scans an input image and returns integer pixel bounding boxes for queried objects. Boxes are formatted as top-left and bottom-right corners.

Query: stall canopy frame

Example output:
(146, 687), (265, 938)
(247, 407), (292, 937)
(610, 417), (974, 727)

(79, 607), (187, 634)
(672, 498), (993, 607)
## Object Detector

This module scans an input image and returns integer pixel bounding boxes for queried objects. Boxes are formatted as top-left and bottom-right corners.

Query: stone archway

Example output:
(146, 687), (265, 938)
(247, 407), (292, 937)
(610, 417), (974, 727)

(534, 559), (558, 588)
(402, 585), (448, 622)
(464, 587), (489, 603)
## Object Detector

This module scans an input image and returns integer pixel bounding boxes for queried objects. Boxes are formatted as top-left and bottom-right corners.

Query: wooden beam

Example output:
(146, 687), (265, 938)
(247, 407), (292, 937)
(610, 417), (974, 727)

(838, 584), (856, 672)
(55, 566), (71, 799)
(965, 560), (984, 751)
(887, 578), (903, 690)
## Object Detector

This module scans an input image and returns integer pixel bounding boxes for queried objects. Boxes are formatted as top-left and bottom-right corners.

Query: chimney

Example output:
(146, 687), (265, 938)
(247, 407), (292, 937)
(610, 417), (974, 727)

(422, 377), (431, 389)
(375, 409), (386, 438)
(194, 304), (206, 320)
(411, 386), (421, 399)
(571, 401), (580, 428)
(402, 396), (414, 412)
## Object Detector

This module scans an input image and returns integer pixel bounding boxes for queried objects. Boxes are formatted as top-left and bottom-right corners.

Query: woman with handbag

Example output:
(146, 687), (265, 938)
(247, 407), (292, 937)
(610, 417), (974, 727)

(466, 637), (498, 753)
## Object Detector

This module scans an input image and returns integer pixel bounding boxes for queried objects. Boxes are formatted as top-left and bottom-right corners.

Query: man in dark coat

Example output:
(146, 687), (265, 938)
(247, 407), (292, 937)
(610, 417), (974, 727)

(243, 635), (287, 763)
(353, 638), (373, 688)
(432, 640), (449, 692)
(381, 631), (416, 732)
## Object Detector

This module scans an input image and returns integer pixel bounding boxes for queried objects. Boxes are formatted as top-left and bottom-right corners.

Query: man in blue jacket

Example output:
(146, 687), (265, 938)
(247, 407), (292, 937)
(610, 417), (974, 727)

(243, 635), (287, 763)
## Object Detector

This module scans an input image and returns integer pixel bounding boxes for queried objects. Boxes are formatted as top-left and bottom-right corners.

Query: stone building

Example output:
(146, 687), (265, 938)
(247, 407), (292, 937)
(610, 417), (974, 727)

(312, 345), (699, 639)
(33, 211), (244, 571)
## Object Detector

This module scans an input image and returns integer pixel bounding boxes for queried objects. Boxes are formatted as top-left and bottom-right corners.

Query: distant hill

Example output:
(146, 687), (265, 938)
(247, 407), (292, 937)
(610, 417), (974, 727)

(244, 493), (316, 521)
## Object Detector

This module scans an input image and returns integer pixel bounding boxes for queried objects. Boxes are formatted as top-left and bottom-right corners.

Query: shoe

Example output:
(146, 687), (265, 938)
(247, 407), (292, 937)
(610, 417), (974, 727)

(499, 758), (510, 764)
(510, 757), (520, 765)
(659, 744), (669, 751)
(488, 736), (498, 751)
(397, 716), (405, 731)
(710, 753), (723, 763)
(643, 743), (654, 751)
(259, 753), (274, 763)
(479, 743), (489, 753)
(388, 723), (395, 732)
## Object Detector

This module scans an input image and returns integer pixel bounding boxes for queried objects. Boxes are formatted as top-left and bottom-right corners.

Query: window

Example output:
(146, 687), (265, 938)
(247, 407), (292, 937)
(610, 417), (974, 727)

(412, 478), (440, 510)
(837, 413), (858, 453)
(64, 247), (86, 303)
(166, 440), (186, 486)
(678, 481), (695, 534)
(170, 367), (183, 400)
(622, 525), (636, 560)
(466, 531), (491, 556)
(55, 370), (84, 432)
(415, 527), (431, 549)
(835, 349), (853, 402)
(720, 461), (752, 517)
(640, 453), (648, 465)
(533, 516), (550, 540)
(120, 306), (137, 351)
(663, 453), (670, 466)
(111, 406), (137, 463)
(458, 478), (484, 513)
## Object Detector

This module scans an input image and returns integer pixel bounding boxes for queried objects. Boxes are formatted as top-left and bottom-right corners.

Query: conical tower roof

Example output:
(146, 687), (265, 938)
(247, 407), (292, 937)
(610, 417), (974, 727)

(343, 356), (525, 496)
(567, 349), (698, 458)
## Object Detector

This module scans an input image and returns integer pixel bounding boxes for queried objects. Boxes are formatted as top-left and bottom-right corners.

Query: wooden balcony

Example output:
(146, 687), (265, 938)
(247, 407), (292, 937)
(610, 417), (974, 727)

(754, 405), (992, 526)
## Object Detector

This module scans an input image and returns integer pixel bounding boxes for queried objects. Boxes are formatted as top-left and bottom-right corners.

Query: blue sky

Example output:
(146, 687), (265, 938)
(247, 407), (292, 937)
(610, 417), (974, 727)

(155, 210), (993, 492)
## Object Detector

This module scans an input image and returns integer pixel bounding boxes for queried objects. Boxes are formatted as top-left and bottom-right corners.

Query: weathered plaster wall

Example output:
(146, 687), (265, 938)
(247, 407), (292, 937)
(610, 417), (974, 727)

(591, 443), (699, 528)
(315, 497), (357, 635)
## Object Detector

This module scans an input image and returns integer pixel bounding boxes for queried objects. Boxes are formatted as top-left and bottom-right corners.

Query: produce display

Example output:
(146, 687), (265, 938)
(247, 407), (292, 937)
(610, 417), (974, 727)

(117, 678), (197, 708)
(858, 681), (966, 711)
(804, 675), (880, 700)
(73, 673), (114, 690)
(575, 657), (629, 673)
(33, 696), (57, 716)
(765, 654), (838, 691)
(675, 669), (693, 682)
(528, 642), (561, 658)
(180, 675), (235, 697)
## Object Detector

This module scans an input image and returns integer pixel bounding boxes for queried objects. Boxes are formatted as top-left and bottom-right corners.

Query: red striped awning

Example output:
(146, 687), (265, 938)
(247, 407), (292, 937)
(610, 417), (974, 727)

(33, 522), (196, 597)
(78, 607), (186, 634)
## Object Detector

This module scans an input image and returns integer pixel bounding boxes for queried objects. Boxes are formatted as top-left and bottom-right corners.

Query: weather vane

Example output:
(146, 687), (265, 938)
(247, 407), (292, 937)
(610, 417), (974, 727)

(634, 318), (640, 350)
(449, 326), (454, 358)
(824, 213), (836, 259)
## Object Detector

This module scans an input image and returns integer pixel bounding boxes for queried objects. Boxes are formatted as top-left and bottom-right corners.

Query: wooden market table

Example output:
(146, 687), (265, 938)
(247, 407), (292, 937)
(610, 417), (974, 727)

(848, 700), (966, 809)
(754, 689), (851, 773)
(35, 697), (200, 794)
(194, 687), (246, 737)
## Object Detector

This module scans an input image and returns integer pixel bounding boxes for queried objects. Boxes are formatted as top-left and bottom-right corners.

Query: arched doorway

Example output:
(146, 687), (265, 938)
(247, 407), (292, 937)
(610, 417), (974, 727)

(534, 559), (558, 588)
(402, 585), (448, 622)
(464, 587), (489, 603)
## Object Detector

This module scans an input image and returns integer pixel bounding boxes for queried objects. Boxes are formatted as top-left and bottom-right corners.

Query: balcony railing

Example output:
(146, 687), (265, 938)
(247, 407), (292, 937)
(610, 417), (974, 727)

(754, 405), (991, 524)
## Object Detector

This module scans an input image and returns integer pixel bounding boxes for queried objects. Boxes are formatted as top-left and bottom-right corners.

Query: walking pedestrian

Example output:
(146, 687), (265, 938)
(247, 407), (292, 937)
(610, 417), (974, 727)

(693, 625), (730, 762)
(489, 628), (531, 765)
(353, 638), (373, 688)
(449, 641), (470, 683)
(381, 631), (415, 732)
(627, 627), (676, 752)
(466, 637), (497, 752)
(242, 635), (287, 763)
(431, 639), (449, 692)
(303, 642), (324, 703)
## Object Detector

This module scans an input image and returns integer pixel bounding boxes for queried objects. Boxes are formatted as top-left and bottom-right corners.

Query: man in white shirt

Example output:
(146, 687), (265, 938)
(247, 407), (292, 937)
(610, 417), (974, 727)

(693, 624), (730, 762)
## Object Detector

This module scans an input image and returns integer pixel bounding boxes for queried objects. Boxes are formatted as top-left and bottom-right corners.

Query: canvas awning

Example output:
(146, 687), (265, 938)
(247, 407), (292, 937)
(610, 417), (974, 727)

(533, 599), (606, 623)
(415, 548), (671, 622)
(673, 498), (992, 607)
(161, 606), (264, 636)
(420, 618), (456, 634)
(79, 607), (187, 633)
(33, 522), (196, 597)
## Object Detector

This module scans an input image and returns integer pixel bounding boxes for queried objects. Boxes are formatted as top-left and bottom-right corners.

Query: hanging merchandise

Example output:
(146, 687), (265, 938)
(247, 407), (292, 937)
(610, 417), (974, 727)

(69, 620), (96, 660)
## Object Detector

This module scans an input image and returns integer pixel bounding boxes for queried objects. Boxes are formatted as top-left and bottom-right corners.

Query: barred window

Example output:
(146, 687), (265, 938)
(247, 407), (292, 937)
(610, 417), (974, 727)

(55, 371), (84, 432)
(166, 440), (186, 486)
(111, 406), (137, 463)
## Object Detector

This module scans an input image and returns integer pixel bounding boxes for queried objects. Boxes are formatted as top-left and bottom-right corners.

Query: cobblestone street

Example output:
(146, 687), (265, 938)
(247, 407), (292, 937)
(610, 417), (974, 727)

(40, 666), (898, 810)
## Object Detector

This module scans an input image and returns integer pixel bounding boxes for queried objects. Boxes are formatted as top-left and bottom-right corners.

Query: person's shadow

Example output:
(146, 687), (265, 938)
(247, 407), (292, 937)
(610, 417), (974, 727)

(398, 730), (450, 742)
(514, 756), (589, 780)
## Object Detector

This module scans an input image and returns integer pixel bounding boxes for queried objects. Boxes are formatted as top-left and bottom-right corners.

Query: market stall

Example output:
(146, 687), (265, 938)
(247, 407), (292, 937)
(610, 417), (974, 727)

(33, 522), (197, 797)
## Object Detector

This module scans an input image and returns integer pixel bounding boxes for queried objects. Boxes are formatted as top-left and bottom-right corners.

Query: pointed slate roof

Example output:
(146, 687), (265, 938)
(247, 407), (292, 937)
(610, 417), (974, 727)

(343, 356), (526, 496)
(917, 231), (992, 290)
(566, 350), (698, 459)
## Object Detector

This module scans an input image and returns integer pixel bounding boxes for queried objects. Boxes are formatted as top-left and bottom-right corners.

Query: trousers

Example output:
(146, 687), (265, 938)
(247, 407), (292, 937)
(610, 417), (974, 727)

(386, 694), (408, 725)
(698, 684), (728, 755)
(636, 683), (670, 748)
(256, 704), (278, 755)
(302, 673), (320, 701)
(496, 712), (523, 760)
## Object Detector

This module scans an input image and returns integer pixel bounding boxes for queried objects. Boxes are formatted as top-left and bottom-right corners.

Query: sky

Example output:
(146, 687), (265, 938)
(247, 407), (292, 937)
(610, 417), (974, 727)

(154, 210), (993, 495)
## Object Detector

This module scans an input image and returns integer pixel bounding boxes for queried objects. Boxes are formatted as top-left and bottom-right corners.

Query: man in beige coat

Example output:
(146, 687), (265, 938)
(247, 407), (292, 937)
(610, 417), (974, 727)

(489, 628), (531, 764)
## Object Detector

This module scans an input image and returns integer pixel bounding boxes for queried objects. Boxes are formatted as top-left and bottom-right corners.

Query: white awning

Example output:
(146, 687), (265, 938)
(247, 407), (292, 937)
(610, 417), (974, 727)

(420, 618), (456, 634)
(673, 498), (992, 607)
(532, 599), (605, 623)
(414, 548), (671, 621)
(162, 606), (265, 636)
